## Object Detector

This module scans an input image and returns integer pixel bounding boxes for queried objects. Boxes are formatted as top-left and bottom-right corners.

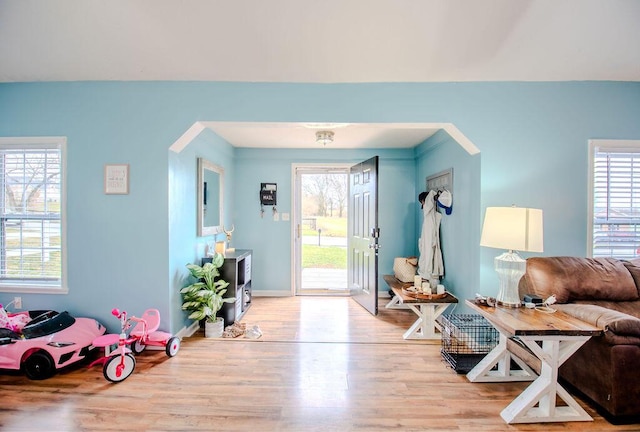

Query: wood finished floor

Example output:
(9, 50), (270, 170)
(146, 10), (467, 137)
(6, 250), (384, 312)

(0, 296), (637, 431)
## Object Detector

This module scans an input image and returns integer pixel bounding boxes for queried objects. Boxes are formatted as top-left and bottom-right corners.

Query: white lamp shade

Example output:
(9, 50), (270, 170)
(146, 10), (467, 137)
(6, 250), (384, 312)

(480, 207), (544, 253)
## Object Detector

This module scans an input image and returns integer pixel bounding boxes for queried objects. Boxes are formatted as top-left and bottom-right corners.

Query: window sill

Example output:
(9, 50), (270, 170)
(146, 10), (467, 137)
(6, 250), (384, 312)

(0, 283), (67, 295)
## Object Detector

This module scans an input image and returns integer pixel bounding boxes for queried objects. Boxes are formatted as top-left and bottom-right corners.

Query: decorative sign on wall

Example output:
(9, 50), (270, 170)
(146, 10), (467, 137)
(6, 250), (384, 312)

(104, 164), (130, 194)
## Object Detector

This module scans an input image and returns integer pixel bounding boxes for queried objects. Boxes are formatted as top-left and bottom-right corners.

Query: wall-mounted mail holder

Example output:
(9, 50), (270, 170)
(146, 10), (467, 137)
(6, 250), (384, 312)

(260, 183), (277, 206)
(260, 183), (278, 218)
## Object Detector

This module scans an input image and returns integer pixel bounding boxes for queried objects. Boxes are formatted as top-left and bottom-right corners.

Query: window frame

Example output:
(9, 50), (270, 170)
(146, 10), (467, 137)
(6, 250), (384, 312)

(588, 139), (640, 259)
(0, 137), (67, 294)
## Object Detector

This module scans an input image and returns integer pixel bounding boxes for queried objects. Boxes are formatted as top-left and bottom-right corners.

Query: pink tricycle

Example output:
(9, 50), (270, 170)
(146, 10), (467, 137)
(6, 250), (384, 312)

(127, 308), (181, 357)
(90, 308), (180, 382)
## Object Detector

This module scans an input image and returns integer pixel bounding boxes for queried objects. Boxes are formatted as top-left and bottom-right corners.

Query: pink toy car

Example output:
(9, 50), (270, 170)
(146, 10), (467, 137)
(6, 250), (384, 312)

(0, 310), (106, 380)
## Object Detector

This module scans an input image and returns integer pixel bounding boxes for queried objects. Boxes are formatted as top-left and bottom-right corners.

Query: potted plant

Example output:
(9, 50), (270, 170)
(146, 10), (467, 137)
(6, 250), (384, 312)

(180, 253), (234, 338)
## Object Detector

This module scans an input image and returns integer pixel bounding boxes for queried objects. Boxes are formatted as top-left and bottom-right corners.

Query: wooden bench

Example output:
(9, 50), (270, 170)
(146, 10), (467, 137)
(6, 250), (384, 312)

(383, 274), (458, 339)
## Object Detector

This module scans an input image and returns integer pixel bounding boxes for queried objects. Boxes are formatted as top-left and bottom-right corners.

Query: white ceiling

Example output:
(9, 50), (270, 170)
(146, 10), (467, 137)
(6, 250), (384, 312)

(2, 0), (639, 148)
(200, 122), (442, 149)
(2, 0), (639, 83)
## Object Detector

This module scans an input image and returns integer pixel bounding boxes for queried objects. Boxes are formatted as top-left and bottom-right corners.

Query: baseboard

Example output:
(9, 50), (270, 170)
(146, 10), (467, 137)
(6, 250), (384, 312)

(139, 321), (199, 350)
(252, 290), (292, 297)
(176, 321), (200, 339)
(251, 290), (393, 298)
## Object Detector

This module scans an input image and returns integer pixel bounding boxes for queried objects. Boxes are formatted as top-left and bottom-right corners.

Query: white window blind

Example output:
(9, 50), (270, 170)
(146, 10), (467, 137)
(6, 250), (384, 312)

(592, 144), (640, 259)
(0, 138), (64, 291)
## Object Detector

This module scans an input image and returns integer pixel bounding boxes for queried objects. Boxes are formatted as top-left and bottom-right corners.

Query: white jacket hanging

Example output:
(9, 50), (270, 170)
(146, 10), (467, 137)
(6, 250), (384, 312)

(418, 190), (444, 280)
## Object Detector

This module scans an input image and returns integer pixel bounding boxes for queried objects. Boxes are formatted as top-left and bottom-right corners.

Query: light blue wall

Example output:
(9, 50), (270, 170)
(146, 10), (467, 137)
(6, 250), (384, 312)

(168, 129), (235, 331)
(0, 82), (196, 332)
(233, 148), (415, 294)
(0, 81), (639, 333)
(415, 130), (481, 313)
(472, 82), (640, 298)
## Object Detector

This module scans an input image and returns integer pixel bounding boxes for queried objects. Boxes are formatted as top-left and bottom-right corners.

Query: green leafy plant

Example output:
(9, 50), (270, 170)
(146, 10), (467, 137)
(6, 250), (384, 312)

(180, 253), (234, 323)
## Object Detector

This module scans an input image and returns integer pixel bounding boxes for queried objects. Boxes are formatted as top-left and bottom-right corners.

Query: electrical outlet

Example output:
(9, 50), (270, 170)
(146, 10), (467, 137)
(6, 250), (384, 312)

(14, 297), (22, 309)
(273, 212), (280, 221)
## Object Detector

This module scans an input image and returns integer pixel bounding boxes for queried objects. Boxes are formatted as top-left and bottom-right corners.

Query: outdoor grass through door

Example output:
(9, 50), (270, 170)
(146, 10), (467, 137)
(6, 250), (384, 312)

(294, 166), (349, 295)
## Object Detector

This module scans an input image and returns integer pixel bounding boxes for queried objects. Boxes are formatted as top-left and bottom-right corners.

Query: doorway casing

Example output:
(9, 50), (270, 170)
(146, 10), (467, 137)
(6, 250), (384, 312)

(292, 163), (352, 296)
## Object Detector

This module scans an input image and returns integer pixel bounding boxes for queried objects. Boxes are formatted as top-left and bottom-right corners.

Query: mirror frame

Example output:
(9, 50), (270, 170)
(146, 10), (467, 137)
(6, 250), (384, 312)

(197, 158), (224, 236)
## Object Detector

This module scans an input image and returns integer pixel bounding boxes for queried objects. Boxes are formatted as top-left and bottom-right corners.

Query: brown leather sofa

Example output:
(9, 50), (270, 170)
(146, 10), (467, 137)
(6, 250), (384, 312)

(512, 256), (640, 423)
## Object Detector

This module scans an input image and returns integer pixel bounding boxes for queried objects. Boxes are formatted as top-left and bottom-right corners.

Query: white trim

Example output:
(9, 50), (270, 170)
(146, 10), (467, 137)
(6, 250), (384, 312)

(0, 136), (67, 294)
(587, 140), (596, 257)
(197, 158), (224, 236)
(291, 164), (298, 297)
(0, 136), (67, 146)
(441, 123), (480, 155)
(171, 122), (480, 154)
(252, 290), (292, 297)
(60, 138), (68, 294)
(169, 122), (206, 154)
(587, 139), (640, 258)
(0, 284), (69, 295)
(291, 163), (351, 296)
(176, 321), (201, 338)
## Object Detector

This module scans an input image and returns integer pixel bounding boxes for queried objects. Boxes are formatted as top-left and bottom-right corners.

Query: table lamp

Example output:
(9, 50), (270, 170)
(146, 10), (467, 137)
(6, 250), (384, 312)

(480, 206), (543, 307)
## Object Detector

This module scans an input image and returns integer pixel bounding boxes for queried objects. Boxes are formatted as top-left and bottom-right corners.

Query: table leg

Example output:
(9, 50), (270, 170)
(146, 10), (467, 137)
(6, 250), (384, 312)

(403, 303), (449, 339)
(500, 336), (593, 424)
(467, 333), (537, 383)
(385, 295), (407, 310)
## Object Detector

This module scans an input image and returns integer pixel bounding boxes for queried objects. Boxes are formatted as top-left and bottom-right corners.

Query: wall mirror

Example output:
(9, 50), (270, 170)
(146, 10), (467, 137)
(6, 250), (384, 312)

(197, 158), (224, 236)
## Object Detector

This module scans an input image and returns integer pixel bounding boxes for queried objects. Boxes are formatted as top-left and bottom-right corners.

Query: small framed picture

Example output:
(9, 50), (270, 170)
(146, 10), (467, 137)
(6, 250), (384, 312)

(104, 164), (130, 194)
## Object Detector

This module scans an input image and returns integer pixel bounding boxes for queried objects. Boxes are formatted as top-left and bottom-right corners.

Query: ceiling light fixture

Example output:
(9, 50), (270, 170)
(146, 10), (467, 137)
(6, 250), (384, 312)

(316, 130), (334, 146)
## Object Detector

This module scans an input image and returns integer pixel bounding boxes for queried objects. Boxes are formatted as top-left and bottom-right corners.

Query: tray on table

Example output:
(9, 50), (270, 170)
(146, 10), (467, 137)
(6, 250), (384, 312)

(401, 286), (447, 300)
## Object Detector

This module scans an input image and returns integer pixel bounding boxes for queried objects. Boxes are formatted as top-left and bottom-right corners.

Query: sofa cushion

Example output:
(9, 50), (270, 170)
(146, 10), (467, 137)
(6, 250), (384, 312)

(622, 259), (640, 297)
(573, 299), (640, 320)
(521, 257), (639, 303)
(556, 304), (640, 345)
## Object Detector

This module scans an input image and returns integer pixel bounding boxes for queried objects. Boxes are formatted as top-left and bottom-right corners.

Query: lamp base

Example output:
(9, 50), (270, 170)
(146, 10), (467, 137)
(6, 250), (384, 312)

(493, 251), (526, 308)
(498, 300), (522, 308)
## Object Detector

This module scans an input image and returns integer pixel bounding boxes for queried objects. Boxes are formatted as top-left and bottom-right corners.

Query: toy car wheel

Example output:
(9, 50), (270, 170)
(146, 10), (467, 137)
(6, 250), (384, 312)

(103, 354), (136, 383)
(131, 339), (146, 355)
(23, 351), (55, 380)
(165, 336), (180, 357)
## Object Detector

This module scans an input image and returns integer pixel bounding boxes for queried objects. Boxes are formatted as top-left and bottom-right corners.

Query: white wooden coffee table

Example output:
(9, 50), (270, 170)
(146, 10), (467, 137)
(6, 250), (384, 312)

(466, 299), (603, 424)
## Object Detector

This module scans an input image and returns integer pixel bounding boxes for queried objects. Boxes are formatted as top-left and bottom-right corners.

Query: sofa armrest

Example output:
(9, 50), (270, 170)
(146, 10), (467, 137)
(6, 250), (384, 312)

(556, 304), (640, 345)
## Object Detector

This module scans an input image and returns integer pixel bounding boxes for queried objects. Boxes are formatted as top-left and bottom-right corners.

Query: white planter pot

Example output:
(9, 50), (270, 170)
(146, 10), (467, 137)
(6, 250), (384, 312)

(204, 317), (224, 338)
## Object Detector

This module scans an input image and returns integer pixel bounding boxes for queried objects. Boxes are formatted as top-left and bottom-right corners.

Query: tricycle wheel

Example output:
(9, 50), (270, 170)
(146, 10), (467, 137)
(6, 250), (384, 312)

(23, 351), (55, 380)
(131, 339), (146, 355)
(103, 354), (135, 383)
(165, 336), (180, 357)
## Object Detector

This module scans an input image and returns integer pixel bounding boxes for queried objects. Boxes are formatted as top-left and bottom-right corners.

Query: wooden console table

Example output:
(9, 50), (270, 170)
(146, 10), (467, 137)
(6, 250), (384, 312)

(466, 299), (602, 424)
(383, 275), (458, 340)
